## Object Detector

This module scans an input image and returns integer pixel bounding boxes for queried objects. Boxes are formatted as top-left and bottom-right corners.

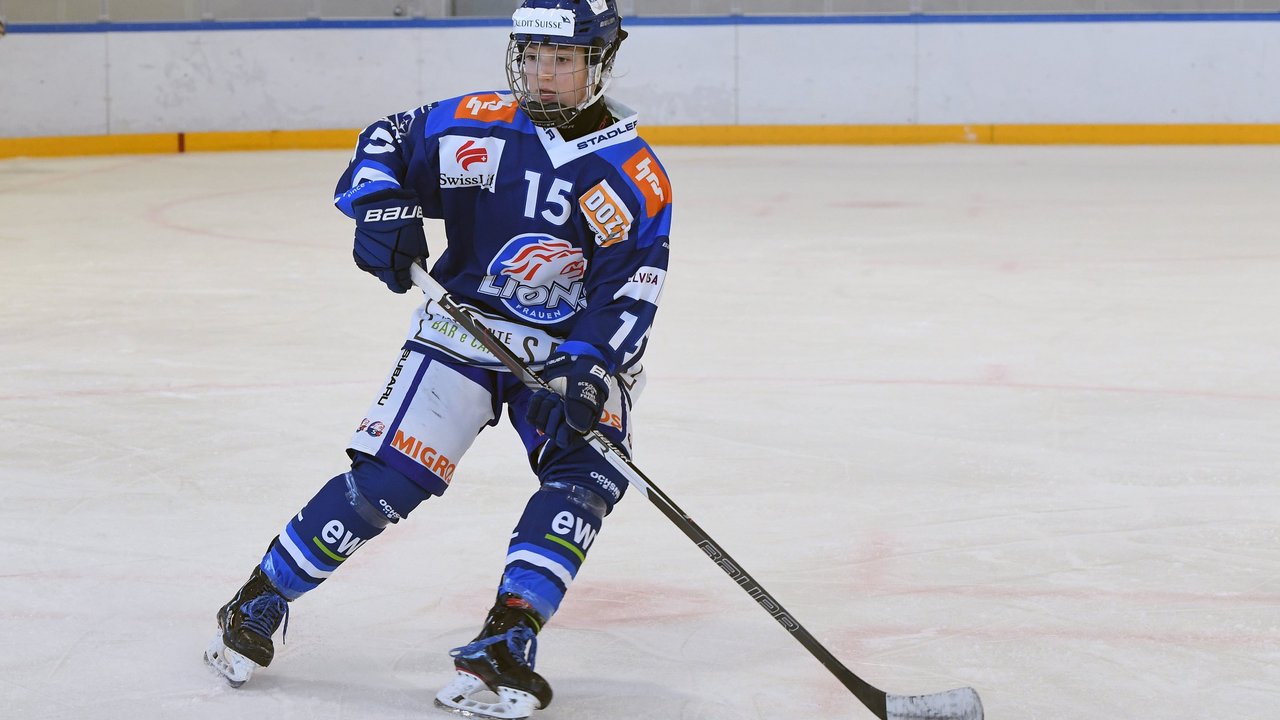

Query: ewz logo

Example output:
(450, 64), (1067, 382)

(551, 511), (597, 551)
(479, 234), (586, 324)
(319, 520), (367, 559)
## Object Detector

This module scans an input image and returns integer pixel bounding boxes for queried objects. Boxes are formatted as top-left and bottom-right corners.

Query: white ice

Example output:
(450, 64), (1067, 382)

(1, 145), (1277, 720)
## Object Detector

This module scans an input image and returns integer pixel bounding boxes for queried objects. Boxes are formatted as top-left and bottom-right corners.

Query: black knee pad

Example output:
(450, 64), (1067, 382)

(536, 447), (627, 514)
(348, 452), (433, 524)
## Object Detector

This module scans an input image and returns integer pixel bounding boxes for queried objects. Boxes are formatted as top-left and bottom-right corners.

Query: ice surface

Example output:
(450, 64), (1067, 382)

(1, 145), (1277, 719)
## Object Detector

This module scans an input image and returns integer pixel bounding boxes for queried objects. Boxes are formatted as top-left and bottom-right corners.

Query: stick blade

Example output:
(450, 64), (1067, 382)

(886, 687), (983, 720)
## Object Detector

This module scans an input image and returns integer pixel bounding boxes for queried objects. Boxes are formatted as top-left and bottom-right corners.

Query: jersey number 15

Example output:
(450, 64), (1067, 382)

(523, 171), (573, 226)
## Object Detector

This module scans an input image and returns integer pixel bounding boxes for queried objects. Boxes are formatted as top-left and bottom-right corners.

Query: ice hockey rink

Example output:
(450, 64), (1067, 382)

(1, 144), (1276, 720)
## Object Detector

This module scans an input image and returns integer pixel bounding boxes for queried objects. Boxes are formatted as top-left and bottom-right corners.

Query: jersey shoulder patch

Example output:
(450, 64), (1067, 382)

(578, 177), (635, 247)
(580, 142), (673, 248)
(443, 92), (521, 127)
(617, 144), (672, 219)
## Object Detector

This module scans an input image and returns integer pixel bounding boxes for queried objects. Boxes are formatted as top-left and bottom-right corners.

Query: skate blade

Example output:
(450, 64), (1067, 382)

(204, 636), (259, 688)
(434, 671), (541, 720)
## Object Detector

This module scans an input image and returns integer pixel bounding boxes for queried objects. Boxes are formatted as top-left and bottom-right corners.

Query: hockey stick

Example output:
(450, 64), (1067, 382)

(409, 263), (983, 720)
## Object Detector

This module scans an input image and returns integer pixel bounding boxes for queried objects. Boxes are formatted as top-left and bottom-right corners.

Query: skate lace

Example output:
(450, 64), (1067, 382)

(241, 594), (290, 644)
(448, 625), (539, 669)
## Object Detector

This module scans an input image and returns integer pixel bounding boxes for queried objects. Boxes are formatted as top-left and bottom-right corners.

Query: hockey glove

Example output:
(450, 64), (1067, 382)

(351, 188), (428, 293)
(526, 342), (611, 449)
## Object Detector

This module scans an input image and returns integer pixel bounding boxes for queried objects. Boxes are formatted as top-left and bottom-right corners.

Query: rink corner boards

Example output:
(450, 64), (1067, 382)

(4, 124), (1280, 159)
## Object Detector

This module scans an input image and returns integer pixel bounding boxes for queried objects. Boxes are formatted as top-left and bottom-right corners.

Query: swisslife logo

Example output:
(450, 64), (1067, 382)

(438, 135), (505, 193)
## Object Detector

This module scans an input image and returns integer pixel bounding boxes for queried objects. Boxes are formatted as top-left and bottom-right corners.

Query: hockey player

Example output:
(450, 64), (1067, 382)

(203, 1), (671, 718)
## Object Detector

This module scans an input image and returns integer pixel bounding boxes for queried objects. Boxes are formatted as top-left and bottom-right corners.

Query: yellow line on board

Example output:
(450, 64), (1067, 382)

(640, 125), (995, 145)
(0, 133), (178, 158)
(3, 124), (1280, 158)
(641, 124), (1280, 145)
(994, 124), (1280, 144)
(183, 129), (360, 152)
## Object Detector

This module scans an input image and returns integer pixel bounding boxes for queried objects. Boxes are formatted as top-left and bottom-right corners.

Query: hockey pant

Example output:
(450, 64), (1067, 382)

(260, 344), (638, 620)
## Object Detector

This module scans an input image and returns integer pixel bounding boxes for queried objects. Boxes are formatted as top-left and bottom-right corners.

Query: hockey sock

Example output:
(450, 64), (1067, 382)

(260, 456), (430, 599)
(498, 481), (607, 622)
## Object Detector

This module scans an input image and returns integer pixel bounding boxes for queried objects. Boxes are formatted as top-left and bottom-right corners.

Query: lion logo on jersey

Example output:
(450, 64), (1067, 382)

(479, 234), (587, 324)
(503, 240), (585, 284)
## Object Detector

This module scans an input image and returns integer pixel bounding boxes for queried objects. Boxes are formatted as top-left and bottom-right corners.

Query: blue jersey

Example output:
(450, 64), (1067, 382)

(335, 91), (672, 375)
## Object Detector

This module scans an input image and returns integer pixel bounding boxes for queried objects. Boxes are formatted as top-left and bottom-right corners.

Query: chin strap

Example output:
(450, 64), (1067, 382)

(555, 99), (612, 140)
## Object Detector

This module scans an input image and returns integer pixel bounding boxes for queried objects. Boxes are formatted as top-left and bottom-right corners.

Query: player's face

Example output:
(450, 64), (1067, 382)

(520, 43), (591, 109)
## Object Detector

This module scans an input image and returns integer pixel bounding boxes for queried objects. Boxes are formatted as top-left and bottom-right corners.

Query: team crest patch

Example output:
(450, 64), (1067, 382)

(478, 234), (587, 324)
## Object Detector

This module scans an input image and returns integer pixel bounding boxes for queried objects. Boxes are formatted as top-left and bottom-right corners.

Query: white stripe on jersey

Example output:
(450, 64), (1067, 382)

(351, 165), (398, 187)
(279, 530), (335, 581)
(614, 266), (666, 305)
(506, 549), (574, 587)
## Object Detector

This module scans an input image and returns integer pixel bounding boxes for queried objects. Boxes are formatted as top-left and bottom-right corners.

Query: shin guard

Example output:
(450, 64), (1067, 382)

(260, 457), (430, 599)
(499, 481), (608, 621)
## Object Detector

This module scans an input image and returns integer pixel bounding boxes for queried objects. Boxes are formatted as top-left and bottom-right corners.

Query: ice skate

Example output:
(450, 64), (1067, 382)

(204, 566), (290, 687)
(434, 594), (552, 720)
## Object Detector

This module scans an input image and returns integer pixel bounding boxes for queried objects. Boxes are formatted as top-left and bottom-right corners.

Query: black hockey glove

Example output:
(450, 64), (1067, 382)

(526, 342), (611, 449)
(351, 188), (428, 293)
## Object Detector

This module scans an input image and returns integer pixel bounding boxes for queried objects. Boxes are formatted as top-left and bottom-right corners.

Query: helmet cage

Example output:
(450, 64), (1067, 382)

(505, 0), (625, 128)
(506, 38), (619, 128)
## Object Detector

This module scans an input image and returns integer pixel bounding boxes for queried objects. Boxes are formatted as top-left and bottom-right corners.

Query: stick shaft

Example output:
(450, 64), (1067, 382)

(411, 264), (890, 717)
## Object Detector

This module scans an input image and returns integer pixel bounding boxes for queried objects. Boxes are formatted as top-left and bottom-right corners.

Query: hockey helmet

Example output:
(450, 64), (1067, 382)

(505, 0), (628, 128)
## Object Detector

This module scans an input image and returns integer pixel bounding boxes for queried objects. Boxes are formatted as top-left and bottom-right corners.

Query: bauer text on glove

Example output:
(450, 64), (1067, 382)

(350, 188), (428, 293)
